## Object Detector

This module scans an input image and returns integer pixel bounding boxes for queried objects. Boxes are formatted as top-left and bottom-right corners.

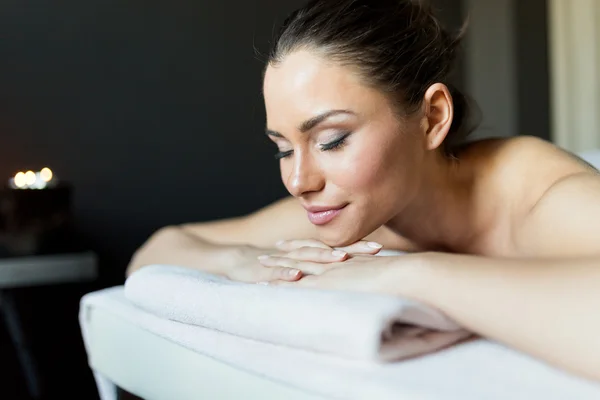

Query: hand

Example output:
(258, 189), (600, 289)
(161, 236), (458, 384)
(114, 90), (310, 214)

(258, 238), (384, 276)
(222, 240), (379, 284)
(260, 252), (428, 299)
(223, 245), (304, 283)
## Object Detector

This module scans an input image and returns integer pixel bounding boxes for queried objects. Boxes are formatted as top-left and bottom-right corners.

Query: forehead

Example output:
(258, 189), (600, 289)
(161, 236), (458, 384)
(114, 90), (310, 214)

(263, 50), (388, 129)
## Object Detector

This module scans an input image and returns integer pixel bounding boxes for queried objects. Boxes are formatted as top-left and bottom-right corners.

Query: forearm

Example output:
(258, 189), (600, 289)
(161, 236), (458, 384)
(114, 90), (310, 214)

(126, 226), (259, 277)
(406, 253), (600, 381)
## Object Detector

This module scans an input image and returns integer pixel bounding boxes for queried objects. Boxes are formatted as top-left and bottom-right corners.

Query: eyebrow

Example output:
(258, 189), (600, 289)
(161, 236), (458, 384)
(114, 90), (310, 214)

(266, 109), (355, 138)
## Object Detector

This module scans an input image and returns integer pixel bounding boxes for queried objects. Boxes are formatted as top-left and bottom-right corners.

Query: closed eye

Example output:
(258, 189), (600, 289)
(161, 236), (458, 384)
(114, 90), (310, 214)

(273, 132), (352, 160)
(320, 132), (351, 151)
(274, 149), (293, 160)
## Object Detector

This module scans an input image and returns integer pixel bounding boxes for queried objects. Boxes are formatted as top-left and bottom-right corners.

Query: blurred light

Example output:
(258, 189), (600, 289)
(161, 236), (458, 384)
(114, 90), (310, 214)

(31, 178), (47, 189)
(25, 170), (36, 186)
(40, 167), (53, 182)
(14, 172), (26, 188)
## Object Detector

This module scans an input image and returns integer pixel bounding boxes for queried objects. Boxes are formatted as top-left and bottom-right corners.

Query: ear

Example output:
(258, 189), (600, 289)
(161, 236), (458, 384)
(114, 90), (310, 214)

(422, 83), (453, 151)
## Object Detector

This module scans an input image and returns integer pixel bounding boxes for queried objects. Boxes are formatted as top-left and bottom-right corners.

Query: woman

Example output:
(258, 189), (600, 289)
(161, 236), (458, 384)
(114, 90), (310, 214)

(127, 0), (600, 382)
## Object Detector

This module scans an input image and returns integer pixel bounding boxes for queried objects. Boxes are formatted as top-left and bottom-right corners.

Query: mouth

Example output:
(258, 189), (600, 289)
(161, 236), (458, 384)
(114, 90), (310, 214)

(304, 204), (348, 226)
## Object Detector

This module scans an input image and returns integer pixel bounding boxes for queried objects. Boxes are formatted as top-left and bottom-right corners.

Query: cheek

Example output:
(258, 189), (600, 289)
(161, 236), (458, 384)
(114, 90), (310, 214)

(341, 154), (383, 190)
(331, 139), (403, 191)
(327, 139), (422, 217)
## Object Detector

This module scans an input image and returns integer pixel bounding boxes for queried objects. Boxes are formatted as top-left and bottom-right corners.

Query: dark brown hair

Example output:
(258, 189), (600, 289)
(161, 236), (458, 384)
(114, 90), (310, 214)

(267, 0), (478, 154)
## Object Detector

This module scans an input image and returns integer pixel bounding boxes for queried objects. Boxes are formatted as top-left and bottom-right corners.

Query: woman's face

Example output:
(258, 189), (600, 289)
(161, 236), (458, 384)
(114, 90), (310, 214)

(263, 50), (427, 246)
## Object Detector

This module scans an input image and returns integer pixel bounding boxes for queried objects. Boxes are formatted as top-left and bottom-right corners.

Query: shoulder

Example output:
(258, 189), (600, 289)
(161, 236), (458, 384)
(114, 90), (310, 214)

(465, 135), (596, 174)
(469, 136), (600, 257)
(495, 135), (594, 169)
(464, 136), (597, 203)
(463, 136), (600, 255)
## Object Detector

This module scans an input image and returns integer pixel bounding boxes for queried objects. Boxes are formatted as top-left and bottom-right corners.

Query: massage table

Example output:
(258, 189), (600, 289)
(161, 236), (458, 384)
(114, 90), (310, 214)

(80, 280), (600, 400)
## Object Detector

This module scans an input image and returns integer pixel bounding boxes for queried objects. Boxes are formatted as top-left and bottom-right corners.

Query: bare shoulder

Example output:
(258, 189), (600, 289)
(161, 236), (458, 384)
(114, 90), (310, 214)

(467, 136), (597, 205)
(483, 135), (596, 173)
(458, 136), (600, 255)
(469, 136), (600, 257)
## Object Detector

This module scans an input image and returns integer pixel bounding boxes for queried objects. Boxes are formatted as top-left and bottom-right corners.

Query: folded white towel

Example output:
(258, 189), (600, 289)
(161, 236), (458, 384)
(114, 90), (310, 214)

(80, 287), (600, 400)
(124, 264), (471, 361)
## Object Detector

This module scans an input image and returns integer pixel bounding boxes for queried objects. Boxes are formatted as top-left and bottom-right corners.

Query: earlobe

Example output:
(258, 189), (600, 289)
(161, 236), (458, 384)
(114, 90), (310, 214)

(423, 83), (453, 151)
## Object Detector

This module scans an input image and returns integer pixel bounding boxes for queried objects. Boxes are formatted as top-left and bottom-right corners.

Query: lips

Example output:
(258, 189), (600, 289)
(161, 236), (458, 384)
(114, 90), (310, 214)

(304, 204), (347, 225)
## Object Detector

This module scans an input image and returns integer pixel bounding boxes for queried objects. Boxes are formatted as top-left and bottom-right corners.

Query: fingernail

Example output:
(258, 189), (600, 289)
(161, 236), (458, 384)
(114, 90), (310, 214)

(332, 250), (347, 258)
(275, 240), (285, 246)
(367, 242), (383, 249)
(288, 269), (300, 276)
(256, 281), (269, 285)
(258, 255), (269, 260)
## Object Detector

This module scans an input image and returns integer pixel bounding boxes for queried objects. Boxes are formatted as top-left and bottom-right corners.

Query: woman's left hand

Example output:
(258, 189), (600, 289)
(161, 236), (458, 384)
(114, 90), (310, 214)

(258, 252), (429, 297)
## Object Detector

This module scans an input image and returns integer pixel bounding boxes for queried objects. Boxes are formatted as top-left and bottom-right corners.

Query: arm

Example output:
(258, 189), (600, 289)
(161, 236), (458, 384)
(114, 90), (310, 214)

(127, 196), (413, 277)
(126, 196), (314, 277)
(403, 253), (600, 382)
(399, 172), (600, 381)
(126, 225), (252, 277)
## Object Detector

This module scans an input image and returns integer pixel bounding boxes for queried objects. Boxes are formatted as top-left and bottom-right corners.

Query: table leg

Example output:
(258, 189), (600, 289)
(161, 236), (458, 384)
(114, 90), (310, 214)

(0, 289), (42, 399)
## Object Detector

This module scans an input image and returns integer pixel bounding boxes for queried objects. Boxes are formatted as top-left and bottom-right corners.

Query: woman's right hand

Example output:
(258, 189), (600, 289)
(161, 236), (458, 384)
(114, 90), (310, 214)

(224, 246), (303, 283)
(225, 239), (383, 284)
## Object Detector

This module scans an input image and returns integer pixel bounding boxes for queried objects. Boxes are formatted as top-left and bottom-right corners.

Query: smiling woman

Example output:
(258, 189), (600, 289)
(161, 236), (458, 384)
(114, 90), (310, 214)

(127, 0), (600, 383)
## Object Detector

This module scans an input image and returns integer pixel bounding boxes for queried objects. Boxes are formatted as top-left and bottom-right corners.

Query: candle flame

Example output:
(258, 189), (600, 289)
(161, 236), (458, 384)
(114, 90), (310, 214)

(25, 170), (36, 186)
(14, 172), (26, 188)
(40, 167), (53, 182)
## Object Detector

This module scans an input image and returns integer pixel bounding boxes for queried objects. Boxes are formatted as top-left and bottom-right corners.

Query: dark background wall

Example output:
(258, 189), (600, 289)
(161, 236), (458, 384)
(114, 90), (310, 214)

(461, 0), (550, 140)
(514, 0), (550, 140)
(0, 0), (543, 398)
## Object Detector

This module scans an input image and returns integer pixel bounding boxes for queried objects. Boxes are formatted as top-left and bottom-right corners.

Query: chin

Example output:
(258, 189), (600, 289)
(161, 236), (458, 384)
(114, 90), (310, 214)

(314, 204), (384, 247)
(316, 225), (367, 248)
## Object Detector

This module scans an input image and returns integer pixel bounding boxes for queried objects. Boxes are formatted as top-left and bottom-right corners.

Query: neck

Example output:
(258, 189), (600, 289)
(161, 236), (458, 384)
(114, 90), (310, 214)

(387, 151), (479, 252)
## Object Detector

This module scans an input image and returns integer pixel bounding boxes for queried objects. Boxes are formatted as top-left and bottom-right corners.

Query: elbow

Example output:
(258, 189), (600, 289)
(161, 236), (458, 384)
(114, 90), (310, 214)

(125, 225), (181, 278)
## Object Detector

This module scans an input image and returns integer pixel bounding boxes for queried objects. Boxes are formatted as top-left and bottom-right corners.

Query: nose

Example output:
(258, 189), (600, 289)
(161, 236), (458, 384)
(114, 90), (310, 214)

(284, 149), (325, 197)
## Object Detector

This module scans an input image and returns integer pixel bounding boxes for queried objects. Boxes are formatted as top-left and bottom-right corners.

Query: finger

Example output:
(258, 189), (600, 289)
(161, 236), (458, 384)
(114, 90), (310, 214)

(275, 239), (331, 252)
(256, 264), (302, 282)
(276, 238), (383, 255)
(258, 255), (298, 269)
(282, 247), (348, 263)
(335, 241), (383, 255)
(258, 256), (326, 275)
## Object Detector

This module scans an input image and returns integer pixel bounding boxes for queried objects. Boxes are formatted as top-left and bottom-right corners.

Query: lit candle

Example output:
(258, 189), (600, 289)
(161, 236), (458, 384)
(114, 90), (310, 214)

(25, 170), (36, 186)
(40, 167), (53, 182)
(8, 167), (56, 189)
(14, 172), (26, 188)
